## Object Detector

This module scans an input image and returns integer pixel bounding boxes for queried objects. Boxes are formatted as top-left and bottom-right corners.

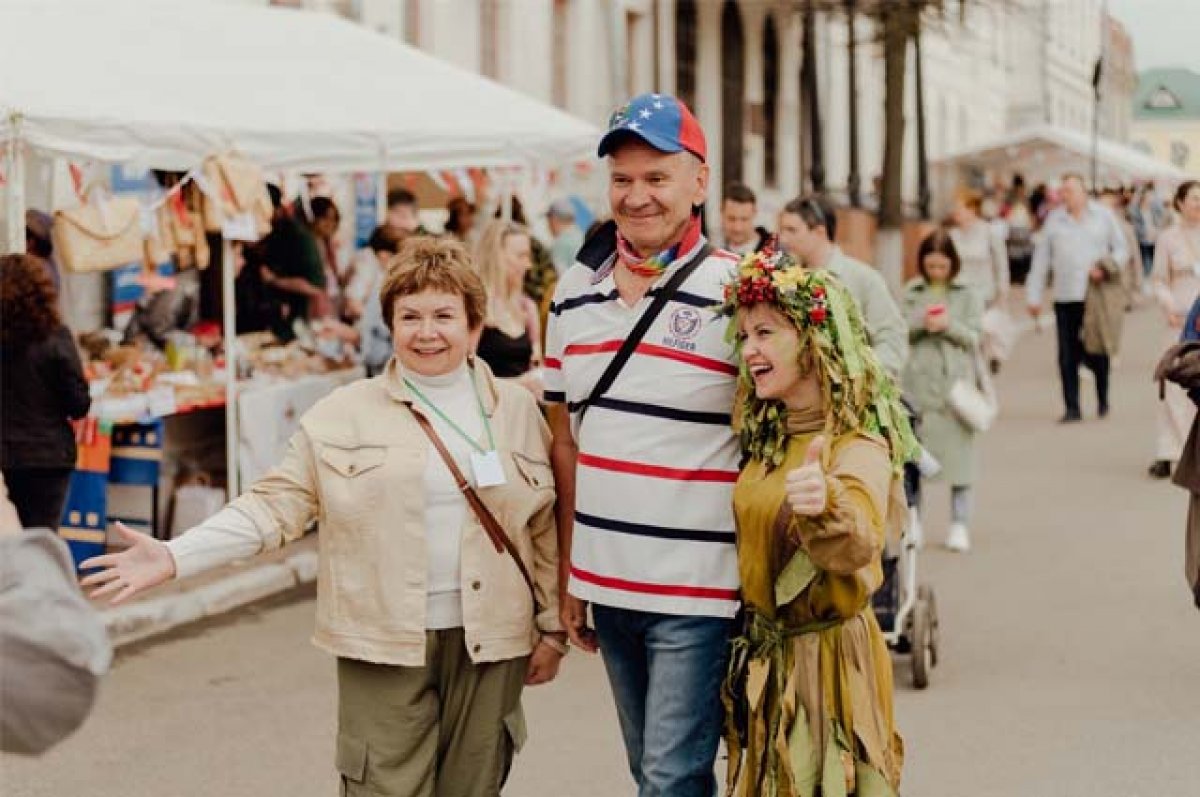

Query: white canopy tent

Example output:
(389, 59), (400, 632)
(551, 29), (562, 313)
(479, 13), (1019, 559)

(1, 0), (599, 496)
(932, 124), (1187, 211)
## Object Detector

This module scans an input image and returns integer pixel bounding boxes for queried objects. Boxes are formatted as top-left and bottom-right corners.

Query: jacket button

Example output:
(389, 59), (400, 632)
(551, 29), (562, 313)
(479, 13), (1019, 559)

(348, 464), (356, 474)
(471, 580), (481, 591)
(473, 644), (481, 654)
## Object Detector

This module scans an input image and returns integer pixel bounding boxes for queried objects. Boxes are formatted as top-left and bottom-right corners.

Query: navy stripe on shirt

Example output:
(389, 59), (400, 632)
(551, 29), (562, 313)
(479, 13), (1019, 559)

(575, 511), (736, 544)
(566, 396), (732, 425)
(551, 289), (619, 316)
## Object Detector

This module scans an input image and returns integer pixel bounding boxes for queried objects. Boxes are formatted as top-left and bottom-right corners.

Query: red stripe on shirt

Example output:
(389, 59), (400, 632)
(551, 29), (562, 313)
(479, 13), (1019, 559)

(578, 452), (739, 483)
(544, 357), (562, 370)
(563, 340), (738, 376)
(571, 564), (739, 601)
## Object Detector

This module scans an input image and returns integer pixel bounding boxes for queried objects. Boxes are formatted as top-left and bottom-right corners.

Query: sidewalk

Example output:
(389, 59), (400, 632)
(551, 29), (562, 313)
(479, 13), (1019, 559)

(94, 534), (318, 649)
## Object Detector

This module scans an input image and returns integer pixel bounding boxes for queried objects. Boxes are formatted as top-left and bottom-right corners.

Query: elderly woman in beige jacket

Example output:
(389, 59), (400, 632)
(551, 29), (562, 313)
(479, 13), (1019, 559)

(83, 238), (565, 797)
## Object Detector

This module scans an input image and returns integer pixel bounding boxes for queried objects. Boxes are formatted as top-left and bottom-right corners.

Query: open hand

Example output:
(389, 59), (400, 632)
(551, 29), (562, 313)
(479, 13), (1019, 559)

(785, 436), (828, 516)
(80, 521), (176, 604)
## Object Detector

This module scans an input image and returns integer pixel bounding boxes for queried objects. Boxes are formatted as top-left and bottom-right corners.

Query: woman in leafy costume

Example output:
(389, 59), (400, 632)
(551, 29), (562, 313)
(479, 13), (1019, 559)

(720, 246), (915, 797)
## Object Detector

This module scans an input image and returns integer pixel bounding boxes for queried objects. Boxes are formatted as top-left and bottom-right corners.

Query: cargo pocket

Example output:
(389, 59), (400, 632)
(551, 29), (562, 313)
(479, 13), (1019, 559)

(336, 733), (368, 796)
(497, 704), (528, 790)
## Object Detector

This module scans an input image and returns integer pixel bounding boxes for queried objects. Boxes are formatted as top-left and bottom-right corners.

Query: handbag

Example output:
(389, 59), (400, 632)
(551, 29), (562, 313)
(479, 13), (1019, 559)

(576, 242), (713, 423)
(52, 196), (145, 273)
(200, 152), (273, 239)
(408, 408), (537, 601)
(948, 345), (997, 433)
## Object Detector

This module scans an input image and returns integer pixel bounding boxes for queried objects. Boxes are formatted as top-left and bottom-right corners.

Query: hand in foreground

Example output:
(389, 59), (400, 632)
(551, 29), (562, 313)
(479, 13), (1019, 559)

(525, 640), (565, 686)
(786, 436), (828, 517)
(80, 522), (176, 604)
(560, 594), (598, 653)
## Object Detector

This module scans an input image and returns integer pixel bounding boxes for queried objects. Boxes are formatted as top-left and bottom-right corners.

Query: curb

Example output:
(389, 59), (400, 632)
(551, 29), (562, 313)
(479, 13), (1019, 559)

(101, 548), (319, 649)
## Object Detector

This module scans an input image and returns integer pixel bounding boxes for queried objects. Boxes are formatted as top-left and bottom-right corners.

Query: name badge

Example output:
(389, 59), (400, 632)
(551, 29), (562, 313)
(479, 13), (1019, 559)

(471, 450), (507, 488)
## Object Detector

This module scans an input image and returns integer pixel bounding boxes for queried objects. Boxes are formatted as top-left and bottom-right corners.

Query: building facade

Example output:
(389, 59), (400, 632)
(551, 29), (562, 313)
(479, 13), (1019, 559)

(245, 0), (1133, 219)
(1131, 68), (1200, 175)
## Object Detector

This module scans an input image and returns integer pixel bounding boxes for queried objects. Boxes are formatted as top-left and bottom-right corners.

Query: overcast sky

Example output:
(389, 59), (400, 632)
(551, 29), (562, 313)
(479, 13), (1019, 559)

(1108, 0), (1200, 73)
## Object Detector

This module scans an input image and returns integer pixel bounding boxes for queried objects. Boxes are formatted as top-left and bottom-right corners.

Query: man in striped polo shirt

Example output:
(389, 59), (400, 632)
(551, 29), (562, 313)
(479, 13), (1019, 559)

(544, 93), (740, 796)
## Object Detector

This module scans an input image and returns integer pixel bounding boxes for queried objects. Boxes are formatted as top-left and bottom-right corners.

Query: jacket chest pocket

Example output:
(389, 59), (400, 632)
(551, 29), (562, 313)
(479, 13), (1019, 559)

(511, 452), (554, 491)
(317, 445), (388, 520)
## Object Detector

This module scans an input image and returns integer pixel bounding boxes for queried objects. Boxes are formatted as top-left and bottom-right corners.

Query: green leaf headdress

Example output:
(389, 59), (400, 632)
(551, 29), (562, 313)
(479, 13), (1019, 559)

(716, 246), (917, 472)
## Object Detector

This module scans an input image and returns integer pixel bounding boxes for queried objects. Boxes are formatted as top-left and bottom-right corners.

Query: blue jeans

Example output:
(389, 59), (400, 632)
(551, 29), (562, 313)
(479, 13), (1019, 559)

(592, 604), (733, 797)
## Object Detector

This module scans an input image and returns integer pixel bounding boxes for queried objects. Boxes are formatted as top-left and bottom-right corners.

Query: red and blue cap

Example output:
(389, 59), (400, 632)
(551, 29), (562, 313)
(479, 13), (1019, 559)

(597, 93), (707, 163)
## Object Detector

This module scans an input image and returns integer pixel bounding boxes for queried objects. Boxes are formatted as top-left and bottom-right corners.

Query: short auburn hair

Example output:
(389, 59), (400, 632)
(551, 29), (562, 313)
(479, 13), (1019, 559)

(1, 253), (61, 346)
(957, 188), (984, 215)
(379, 236), (487, 333)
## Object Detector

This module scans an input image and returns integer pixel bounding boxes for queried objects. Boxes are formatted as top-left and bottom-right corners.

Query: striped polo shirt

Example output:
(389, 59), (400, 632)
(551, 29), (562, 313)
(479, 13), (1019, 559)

(544, 234), (742, 618)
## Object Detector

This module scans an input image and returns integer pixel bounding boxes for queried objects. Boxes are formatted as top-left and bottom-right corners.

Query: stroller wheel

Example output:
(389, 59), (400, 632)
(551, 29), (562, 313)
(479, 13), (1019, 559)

(911, 598), (933, 690)
(918, 585), (940, 667)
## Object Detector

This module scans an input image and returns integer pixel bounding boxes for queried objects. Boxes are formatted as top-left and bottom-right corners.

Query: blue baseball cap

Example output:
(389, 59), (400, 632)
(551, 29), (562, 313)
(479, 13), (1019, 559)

(597, 93), (708, 162)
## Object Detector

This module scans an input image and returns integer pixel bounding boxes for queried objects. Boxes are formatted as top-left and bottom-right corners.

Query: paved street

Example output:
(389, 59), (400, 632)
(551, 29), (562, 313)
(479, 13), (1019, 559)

(4, 303), (1199, 797)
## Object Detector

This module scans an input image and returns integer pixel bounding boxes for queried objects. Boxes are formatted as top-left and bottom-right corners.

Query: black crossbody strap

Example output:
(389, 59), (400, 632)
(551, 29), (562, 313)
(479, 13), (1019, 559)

(577, 243), (713, 423)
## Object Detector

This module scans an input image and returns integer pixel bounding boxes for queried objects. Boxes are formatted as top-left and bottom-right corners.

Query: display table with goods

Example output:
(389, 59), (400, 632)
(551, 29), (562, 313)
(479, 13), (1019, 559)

(59, 324), (364, 568)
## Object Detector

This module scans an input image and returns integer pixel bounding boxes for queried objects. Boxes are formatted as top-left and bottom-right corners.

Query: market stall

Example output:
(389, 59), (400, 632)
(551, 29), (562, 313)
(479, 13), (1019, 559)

(931, 123), (1187, 214)
(1, 0), (597, 557)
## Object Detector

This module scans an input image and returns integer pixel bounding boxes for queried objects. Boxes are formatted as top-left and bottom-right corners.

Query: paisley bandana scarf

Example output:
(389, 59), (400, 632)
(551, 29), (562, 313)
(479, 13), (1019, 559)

(616, 212), (703, 278)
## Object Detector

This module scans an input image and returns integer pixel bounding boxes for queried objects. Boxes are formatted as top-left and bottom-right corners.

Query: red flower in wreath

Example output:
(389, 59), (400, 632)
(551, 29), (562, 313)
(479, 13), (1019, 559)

(809, 306), (828, 325)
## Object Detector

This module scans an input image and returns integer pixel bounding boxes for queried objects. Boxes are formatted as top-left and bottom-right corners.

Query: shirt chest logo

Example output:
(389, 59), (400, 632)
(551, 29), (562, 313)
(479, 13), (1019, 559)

(662, 307), (702, 352)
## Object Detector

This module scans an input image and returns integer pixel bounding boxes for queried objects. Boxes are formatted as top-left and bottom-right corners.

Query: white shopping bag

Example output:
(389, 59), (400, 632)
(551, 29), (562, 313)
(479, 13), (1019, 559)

(982, 306), (1018, 363)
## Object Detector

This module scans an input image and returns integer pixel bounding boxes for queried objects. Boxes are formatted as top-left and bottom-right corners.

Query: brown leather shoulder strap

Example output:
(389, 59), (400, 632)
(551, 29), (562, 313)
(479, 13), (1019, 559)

(408, 408), (537, 600)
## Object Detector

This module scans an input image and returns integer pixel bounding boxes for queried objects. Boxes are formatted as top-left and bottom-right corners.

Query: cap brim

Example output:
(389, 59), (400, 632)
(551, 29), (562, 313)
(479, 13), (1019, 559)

(597, 127), (686, 159)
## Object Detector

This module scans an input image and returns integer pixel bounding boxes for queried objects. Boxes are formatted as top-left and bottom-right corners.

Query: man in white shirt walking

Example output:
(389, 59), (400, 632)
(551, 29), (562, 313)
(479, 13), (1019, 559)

(1027, 173), (1130, 422)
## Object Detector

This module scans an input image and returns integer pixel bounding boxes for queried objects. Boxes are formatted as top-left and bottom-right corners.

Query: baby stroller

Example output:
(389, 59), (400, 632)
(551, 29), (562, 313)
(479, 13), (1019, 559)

(871, 400), (941, 689)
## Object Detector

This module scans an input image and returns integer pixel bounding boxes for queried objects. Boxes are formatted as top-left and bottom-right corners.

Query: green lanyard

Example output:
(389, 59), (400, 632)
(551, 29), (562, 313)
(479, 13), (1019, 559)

(404, 370), (496, 454)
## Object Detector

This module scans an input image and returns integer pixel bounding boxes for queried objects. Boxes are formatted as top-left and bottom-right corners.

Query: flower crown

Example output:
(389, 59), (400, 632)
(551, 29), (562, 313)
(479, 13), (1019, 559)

(718, 244), (829, 326)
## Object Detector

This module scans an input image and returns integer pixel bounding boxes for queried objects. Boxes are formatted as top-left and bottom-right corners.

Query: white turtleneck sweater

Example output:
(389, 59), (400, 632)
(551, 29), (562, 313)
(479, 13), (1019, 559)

(406, 362), (481, 630)
(167, 362), (484, 631)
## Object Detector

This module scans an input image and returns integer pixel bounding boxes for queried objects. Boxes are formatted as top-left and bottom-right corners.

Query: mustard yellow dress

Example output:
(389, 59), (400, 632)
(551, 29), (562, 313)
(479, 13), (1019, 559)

(724, 424), (904, 797)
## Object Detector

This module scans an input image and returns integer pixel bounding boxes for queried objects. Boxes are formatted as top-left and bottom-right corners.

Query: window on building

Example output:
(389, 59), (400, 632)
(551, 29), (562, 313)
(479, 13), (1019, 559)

(1146, 87), (1182, 110)
(552, 0), (568, 108)
(762, 14), (779, 187)
(675, 0), (697, 111)
(481, 0), (499, 79)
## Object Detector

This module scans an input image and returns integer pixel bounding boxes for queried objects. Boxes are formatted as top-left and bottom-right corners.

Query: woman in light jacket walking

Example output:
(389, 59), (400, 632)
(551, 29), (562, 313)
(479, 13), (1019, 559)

(904, 230), (984, 552)
(951, 190), (1009, 374)
(83, 237), (566, 797)
(1149, 180), (1200, 479)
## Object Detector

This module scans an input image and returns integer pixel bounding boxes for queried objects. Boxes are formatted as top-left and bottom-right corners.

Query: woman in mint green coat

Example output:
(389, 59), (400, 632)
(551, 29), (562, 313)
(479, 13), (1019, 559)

(903, 229), (984, 552)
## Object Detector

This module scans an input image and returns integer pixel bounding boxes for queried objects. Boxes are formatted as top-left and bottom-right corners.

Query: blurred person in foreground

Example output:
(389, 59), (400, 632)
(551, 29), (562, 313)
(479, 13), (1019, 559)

(0, 254), (91, 530)
(82, 238), (565, 796)
(1027, 173), (1129, 423)
(0, 473), (111, 755)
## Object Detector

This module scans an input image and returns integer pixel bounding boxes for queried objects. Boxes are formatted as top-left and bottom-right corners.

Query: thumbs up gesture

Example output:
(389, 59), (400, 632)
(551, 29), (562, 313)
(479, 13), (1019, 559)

(785, 436), (828, 516)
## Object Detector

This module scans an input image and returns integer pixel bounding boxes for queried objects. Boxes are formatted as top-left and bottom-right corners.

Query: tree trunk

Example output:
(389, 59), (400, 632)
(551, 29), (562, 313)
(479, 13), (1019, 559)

(878, 3), (913, 230)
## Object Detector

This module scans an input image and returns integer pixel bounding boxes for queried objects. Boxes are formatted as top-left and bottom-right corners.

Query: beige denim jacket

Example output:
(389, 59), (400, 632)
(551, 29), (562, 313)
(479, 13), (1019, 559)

(229, 359), (561, 667)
